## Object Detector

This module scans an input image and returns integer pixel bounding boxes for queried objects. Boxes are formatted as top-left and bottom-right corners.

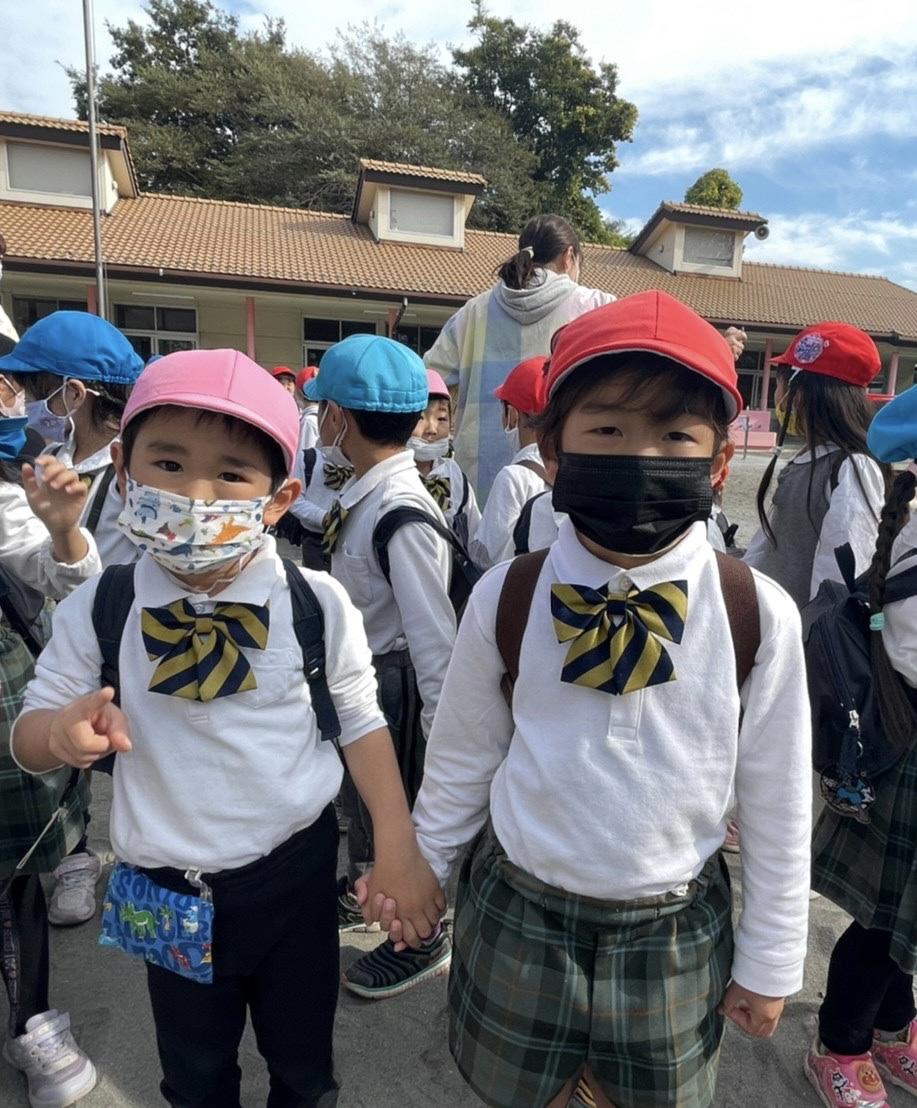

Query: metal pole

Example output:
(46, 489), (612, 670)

(82, 0), (107, 318)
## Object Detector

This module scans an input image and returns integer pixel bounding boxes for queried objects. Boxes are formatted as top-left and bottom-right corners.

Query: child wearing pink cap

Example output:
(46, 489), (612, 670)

(11, 348), (443, 1107)
(409, 369), (481, 546)
(472, 356), (551, 567)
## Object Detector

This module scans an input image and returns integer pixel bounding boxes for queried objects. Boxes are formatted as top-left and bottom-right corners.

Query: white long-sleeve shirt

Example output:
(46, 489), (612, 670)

(471, 443), (549, 567)
(331, 451), (456, 738)
(290, 445), (342, 534)
(879, 512), (917, 689)
(413, 517), (812, 997)
(426, 456), (481, 539)
(0, 482), (101, 598)
(14, 536), (385, 872)
(744, 445), (884, 601)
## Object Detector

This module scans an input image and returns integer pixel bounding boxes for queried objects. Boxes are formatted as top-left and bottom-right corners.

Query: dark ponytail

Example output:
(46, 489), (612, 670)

(497, 214), (582, 291)
(866, 468), (917, 752)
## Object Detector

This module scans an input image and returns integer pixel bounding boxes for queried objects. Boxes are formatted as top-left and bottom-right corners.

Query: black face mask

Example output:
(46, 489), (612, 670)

(552, 453), (714, 556)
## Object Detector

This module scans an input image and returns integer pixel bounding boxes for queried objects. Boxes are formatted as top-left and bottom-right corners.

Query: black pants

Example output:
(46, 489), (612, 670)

(0, 874), (50, 1035)
(819, 921), (917, 1055)
(144, 808), (340, 1108)
(342, 649), (424, 884)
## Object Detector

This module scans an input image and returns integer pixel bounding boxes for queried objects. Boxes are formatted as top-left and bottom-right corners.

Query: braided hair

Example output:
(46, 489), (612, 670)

(866, 467), (917, 752)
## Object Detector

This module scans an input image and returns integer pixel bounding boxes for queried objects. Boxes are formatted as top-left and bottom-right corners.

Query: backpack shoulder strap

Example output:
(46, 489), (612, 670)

(512, 492), (546, 556)
(496, 549), (550, 707)
(372, 506), (460, 583)
(303, 448), (317, 487)
(513, 458), (550, 484)
(457, 468), (470, 514)
(714, 552), (761, 690)
(282, 559), (341, 746)
(91, 563), (137, 704)
(85, 465), (116, 535)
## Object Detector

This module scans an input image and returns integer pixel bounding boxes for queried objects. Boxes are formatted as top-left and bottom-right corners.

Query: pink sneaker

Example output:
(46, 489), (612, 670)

(873, 1020), (917, 1096)
(804, 1038), (889, 1107)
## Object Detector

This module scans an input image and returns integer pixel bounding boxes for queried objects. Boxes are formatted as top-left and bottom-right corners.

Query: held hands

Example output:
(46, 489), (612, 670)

(22, 456), (89, 538)
(720, 982), (785, 1038)
(48, 688), (133, 770)
(354, 849), (446, 949)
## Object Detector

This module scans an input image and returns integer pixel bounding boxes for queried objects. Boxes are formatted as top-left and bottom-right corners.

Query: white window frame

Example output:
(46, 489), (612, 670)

(0, 139), (105, 211)
(374, 186), (465, 249)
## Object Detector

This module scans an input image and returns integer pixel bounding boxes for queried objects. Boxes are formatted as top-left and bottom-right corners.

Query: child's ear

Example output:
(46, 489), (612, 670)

(264, 479), (302, 525)
(711, 440), (736, 487)
(539, 434), (559, 486)
(110, 441), (128, 500)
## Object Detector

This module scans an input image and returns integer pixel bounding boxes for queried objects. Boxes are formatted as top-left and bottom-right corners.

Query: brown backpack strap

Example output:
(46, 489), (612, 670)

(514, 458), (551, 486)
(714, 551), (761, 690)
(496, 549), (550, 708)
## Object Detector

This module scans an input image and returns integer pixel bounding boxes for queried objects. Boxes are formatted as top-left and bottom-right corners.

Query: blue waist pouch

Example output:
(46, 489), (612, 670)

(100, 861), (214, 985)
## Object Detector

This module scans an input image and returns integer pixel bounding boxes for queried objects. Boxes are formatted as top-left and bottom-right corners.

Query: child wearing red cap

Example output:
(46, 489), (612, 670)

(472, 356), (551, 567)
(296, 366), (321, 453)
(744, 322), (890, 608)
(375, 291), (812, 1108)
(11, 349), (443, 1107)
(409, 369), (481, 547)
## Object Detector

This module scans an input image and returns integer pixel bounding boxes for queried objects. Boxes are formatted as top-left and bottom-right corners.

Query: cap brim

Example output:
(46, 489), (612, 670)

(549, 340), (741, 421)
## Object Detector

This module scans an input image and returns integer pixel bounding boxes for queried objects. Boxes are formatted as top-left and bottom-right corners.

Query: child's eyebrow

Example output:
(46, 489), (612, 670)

(144, 439), (189, 455)
(219, 453), (258, 469)
(579, 400), (625, 414)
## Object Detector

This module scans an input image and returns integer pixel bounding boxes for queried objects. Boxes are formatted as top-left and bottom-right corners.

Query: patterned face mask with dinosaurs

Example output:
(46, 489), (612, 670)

(117, 476), (271, 575)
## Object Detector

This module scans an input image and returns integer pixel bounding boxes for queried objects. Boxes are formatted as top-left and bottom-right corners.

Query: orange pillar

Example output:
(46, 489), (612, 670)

(245, 296), (256, 360)
(760, 338), (773, 409)
(86, 284), (98, 316)
(387, 308), (399, 338)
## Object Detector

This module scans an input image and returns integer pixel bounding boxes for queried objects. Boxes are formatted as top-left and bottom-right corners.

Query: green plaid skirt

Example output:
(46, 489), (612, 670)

(448, 827), (733, 1108)
(0, 624), (89, 878)
(813, 739), (917, 974)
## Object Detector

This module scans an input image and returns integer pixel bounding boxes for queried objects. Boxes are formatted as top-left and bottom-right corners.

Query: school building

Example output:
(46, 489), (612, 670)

(2, 109), (917, 428)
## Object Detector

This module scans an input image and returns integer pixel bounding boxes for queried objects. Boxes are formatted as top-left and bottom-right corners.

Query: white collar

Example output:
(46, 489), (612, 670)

(54, 432), (117, 475)
(512, 443), (543, 465)
(340, 450), (416, 510)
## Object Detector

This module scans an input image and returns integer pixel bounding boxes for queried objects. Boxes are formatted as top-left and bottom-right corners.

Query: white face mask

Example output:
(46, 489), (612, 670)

(318, 403), (351, 465)
(0, 376), (25, 419)
(408, 436), (451, 463)
(117, 477), (269, 575)
(503, 424), (521, 454)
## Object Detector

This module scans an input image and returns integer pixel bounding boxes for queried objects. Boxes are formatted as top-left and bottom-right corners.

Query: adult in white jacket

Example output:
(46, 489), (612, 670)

(424, 214), (614, 499)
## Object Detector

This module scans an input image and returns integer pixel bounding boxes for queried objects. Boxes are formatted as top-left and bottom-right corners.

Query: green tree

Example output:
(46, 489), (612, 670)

(684, 168), (743, 210)
(453, 2), (638, 243)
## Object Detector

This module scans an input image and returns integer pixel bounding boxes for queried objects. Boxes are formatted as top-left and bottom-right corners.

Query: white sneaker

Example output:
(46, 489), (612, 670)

(47, 853), (102, 927)
(2, 1010), (97, 1107)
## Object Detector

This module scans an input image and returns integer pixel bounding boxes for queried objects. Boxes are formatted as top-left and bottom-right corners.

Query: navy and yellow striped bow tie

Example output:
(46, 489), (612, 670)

(141, 600), (270, 702)
(422, 474), (451, 510)
(321, 500), (349, 556)
(550, 580), (688, 696)
(323, 462), (353, 492)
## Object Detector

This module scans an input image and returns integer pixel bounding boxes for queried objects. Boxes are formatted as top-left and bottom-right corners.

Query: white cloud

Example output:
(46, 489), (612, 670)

(745, 211), (917, 288)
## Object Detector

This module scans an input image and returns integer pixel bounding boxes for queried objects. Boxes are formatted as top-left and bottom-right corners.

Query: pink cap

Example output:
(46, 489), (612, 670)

(427, 369), (450, 400)
(121, 348), (301, 471)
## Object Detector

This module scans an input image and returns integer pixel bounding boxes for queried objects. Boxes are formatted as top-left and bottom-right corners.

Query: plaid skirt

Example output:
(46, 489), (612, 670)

(0, 624), (89, 877)
(449, 826), (733, 1108)
(812, 739), (917, 974)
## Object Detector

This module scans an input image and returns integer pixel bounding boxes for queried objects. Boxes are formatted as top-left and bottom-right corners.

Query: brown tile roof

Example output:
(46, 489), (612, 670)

(1, 193), (915, 341)
(0, 110), (128, 140)
(358, 159), (487, 186)
(659, 201), (767, 223)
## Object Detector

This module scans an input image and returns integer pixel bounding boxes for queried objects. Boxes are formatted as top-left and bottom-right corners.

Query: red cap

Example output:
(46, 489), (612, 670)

(271, 365), (295, 380)
(770, 322), (881, 387)
(296, 366), (319, 393)
(494, 356), (548, 416)
(546, 290), (743, 420)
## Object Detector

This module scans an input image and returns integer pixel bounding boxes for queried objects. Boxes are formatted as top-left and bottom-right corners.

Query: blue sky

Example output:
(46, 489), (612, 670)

(3, 0), (917, 287)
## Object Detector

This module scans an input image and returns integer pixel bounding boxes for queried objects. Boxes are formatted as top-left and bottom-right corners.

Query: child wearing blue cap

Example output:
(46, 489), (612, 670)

(0, 357), (102, 1106)
(305, 333), (454, 997)
(804, 386), (917, 1107)
(0, 311), (145, 932)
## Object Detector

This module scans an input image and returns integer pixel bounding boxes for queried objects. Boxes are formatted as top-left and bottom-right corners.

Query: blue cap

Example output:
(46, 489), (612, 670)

(304, 334), (427, 413)
(0, 311), (144, 386)
(868, 386), (917, 462)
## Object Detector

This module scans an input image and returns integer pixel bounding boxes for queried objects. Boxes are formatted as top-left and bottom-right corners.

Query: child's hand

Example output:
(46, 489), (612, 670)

(49, 688), (133, 769)
(720, 982), (784, 1038)
(22, 457), (89, 537)
(724, 326), (748, 361)
(355, 850), (445, 949)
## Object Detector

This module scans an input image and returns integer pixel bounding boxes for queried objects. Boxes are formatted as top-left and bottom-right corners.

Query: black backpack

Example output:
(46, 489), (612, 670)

(372, 507), (483, 620)
(0, 564), (47, 657)
(513, 491), (552, 556)
(804, 543), (917, 821)
(89, 558), (341, 773)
